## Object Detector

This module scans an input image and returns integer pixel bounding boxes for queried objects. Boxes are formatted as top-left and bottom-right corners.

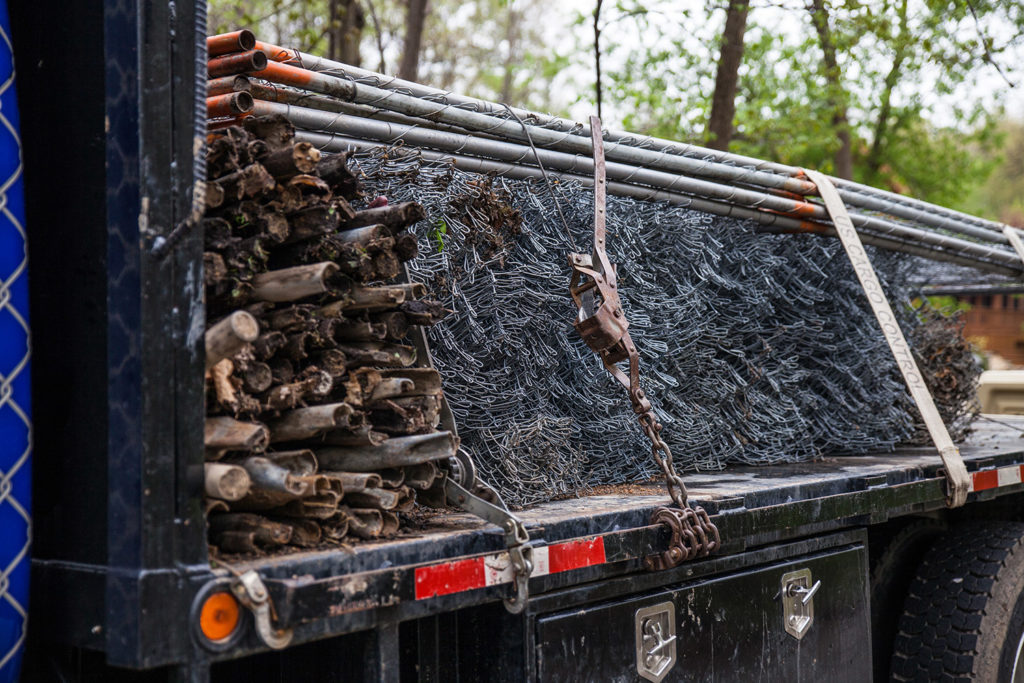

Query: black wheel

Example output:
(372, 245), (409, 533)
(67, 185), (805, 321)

(891, 521), (1024, 681)
(870, 518), (949, 682)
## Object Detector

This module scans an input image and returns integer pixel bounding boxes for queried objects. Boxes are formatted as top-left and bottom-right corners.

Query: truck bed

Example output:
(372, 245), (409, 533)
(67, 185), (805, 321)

(210, 415), (1024, 662)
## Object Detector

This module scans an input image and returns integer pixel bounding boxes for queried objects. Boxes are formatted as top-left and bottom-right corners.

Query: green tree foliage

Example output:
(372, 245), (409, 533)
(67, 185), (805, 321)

(208, 0), (1021, 211)
(209, 0), (333, 54)
(964, 119), (1024, 225)
(208, 0), (571, 112)
(596, 0), (1022, 206)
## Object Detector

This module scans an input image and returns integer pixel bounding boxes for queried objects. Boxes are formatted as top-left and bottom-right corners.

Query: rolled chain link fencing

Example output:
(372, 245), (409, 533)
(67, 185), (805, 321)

(350, 148), (978, 508)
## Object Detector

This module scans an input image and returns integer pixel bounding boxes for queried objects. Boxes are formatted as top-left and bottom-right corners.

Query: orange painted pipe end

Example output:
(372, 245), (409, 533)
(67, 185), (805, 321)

(207, 50), (268, 79)
(207, 92), (254, 118)
(207, 30), (256, 57)
(207, 75), (251, 97)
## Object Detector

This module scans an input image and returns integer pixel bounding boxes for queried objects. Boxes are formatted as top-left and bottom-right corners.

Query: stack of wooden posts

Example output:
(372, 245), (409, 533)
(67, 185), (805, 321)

(201, 112), (455, 554)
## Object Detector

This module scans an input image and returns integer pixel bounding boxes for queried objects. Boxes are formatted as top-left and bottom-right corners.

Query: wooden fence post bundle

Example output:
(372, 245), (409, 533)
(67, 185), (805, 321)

(233, 456), (312, 508)
(250, 262), (344, 302)
(205, 311), (260, 370)
(322, 471), (382, 492)
(202, 114), (454, 553)
(267, 402), (356, 442)
(260, 141), (322, 179)
(315, 431), (459, 471)
(204, 463), (252, 501)
(204, 416), (269, 454)
(403, 462), (439, 491)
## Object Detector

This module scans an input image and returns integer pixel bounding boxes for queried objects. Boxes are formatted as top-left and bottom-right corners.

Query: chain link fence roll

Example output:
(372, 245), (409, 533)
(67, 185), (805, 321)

(350, 148), (979, 507)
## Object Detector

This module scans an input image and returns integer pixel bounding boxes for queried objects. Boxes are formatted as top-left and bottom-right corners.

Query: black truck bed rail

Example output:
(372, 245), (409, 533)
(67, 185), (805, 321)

(187, 417), (1024, 663)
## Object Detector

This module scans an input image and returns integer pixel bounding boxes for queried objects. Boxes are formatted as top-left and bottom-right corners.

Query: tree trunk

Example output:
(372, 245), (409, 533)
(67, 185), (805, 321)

(808, 0), (853, 179)
(399, 0), (429, 81)
(500, 4), (523, 103)
(707, 0), (750, 151)
(865, 0), (909, 180)
(328, 0), (365, 67)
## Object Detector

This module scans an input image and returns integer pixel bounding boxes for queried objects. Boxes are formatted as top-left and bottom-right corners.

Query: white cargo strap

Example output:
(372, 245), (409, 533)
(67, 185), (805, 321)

(803, 169), (970, 507)
(1002, 225), (1024, 265)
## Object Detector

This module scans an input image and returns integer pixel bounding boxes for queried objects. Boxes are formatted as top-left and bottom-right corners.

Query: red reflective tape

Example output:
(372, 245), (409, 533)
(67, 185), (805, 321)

(414, 557), (485, 600)
(548, 536), (606, 574)
(973, 469), (999, 492)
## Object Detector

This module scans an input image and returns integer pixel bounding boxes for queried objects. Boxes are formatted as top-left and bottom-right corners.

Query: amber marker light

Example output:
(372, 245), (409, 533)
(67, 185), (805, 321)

(199, 591), (240, 642)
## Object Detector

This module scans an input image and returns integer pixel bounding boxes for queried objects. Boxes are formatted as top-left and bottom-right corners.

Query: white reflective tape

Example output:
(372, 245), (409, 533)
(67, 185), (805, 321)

(998, 466), (1022, 487)
(532, 546), (551, 577)
(1003, 226), (1024, 265)
(803, 169), (971, 507)
(482, 552), (513, 587)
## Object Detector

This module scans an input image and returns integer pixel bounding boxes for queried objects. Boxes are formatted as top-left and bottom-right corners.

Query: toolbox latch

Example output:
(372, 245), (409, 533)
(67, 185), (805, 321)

(635, 601), (677, 682)
(781, 568), (820, 640)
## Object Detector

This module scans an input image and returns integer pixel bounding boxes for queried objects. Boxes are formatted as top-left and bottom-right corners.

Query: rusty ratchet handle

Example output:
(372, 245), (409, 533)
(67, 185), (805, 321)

(568, 117), (720, 568)
(568, 117), (650, 413)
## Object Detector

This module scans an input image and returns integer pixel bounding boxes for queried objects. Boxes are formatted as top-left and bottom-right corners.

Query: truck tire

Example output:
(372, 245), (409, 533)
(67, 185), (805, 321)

(870, 518), (949, 681)
(890, 521), (1024, 681)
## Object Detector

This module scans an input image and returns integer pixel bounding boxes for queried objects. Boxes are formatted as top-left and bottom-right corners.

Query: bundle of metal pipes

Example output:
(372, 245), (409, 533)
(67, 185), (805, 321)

(205, 29), (1024, 279)
(200, 113), (456, 553)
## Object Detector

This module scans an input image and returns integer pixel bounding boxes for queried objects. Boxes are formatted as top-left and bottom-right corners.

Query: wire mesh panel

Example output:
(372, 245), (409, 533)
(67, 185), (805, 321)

(0, 2), (31, 679)
(350, 149), (975, 507)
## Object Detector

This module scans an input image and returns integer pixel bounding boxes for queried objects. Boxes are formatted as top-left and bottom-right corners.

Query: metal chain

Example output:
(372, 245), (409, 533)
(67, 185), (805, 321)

(639, 413), (688, 508)
(565, 115), (721, 570)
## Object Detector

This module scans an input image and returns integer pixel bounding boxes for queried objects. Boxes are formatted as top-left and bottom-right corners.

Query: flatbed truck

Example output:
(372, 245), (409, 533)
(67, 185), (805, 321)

(10, 2), (1024, 681)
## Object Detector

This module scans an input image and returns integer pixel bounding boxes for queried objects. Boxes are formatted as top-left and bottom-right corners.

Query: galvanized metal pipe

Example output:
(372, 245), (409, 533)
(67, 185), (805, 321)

(272, 107), (1021, 271)
(251, 39), (1011, 240)
(245, 81), (491, 139)
(250, 60), (824, 196)
(297, 130), (1022, 277)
